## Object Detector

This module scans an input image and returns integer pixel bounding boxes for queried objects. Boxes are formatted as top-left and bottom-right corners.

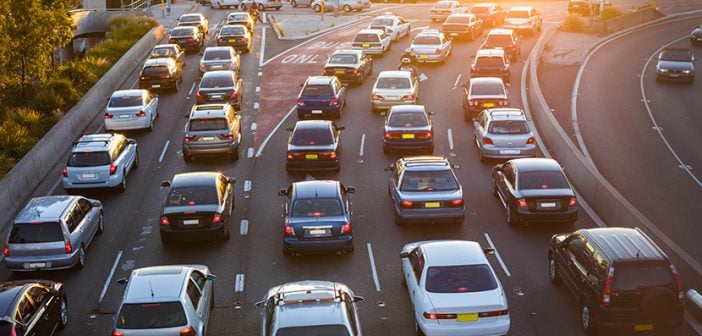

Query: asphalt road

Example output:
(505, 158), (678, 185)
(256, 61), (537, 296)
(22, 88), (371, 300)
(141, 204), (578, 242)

(2, 2), (699, 336)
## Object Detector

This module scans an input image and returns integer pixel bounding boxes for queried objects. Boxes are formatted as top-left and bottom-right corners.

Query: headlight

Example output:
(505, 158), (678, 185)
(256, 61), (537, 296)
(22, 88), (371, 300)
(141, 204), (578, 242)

(682, 70), (691, 74)
(658, 68), (668, 73)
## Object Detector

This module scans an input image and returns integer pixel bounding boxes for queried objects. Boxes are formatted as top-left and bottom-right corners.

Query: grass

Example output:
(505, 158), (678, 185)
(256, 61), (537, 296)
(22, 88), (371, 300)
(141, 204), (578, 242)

(602, 6), (625, 20)
(560, 13), (591, 33)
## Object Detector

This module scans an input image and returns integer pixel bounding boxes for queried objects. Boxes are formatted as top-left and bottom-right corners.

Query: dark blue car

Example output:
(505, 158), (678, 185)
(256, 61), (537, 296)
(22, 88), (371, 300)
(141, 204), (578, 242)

(296, 76), (347, 119)
(278, 180), (355, 255)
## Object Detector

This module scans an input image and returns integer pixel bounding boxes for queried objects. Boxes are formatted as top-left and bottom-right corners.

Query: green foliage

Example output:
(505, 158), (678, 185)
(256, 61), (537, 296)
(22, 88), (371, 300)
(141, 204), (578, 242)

(5, 107), (43, 134)
(0, 120), (38, 159)
(561, 14), (591, 33)
(0, 154), (15, 179)
(602, 6), (625, 20)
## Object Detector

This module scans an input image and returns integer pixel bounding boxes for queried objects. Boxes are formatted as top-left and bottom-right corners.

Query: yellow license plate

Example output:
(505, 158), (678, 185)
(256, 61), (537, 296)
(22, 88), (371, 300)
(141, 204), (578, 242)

(362, 43), (370, 47)
(483, 102), (495, 107)
(424, 202), (440, 208)
(420, 55), (429, 59)
(457, 313), (478, 322)
(228, 39), (236, 42)
(634, 324), (653, 331)
(305, 154), (318, 160)
(402, 133), (415, 139)
(335, 70), (345, 74)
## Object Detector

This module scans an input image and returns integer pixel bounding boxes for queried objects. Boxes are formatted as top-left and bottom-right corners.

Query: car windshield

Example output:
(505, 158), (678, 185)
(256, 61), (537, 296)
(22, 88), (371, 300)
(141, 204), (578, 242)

(151, 47), (175, 58)
(475, 56), (505, 67)
(329, 54), (357, 64)
(275, 325), (351, 336)
(230, 14), (249, 21)
(179, 16), (200, 23)
(488, 120), (529, 134)
(354, 33), (379, 43)
(434, 1), (453, 9)
(301, 84), (334, 97)
(485, 34), (512, 45)
(371, 18), (394, 26)
(116, 302), (187, 329)
(189, 118), (228, 131)
(204, 49), (232, 61)
(507, 10), (530, 19)
(445, 16), (469, 24)
(291, 198), (343, 217)
(400, 170), (459, 191)
(170, 28), (194, 37)
(470, 83), (504, 96)
(425, 264), (498, 293)
(142, 66), (168, 76)
(291, 128), (334, 146)
(388, 112), (428, 127)
(518, 171), (569, 190)
(612, 261), (675, 292)
(68, 151), (111, 166)
(167, 186), (219, 206)
(376, 77), (411, 89)
(221, 26), (246, 35)
(109, 95), (143, 107)
(413, 36), (441, 45)
(9, 222), (63, 243)
(201, 75), (234, 88)
(470, 6), (488, 14)
(659, 49), (692, 61)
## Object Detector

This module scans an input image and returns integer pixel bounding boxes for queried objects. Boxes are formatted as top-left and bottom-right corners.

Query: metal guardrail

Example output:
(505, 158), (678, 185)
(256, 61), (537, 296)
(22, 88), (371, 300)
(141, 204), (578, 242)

(688, 290), (702, 323)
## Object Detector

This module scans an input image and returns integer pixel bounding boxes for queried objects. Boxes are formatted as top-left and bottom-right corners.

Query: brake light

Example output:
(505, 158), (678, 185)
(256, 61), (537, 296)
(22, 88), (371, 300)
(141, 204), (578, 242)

(160, 216), (170, 225)
(400, 200), (414, 208)
(3, 245), (8, 257)
(284, 225), (295, 236)
(499, 100), (508, 106)
(451, 199), (464, 206)
(602, 266), (614, 307)
(196, 91), (203, 100)
(516, 198), (527, 208)
(140, 76), (146, 80)
(220, 134), (234, 141)
(435, 48), (442, 54)
(471, 65), (476, 71)
(328, 151), (337, 159)
(341, 223), (352, 234)
(401, 95), (414, 101)
(188, 38), (196, 42)
(503, 66), (510, 72)
(65, 241), (73, 254)
(296, 98), (305, 106)
(184, 135), (196, 143)
(180, 326), (196, 336)
(416, 132), (432, 139)
(168, 39), (176, 44)
(109, 163), (117, 175)
(136, 110), (146, 118)
(230, 91), (238, 100)
(569, 198), (577, 206)
(482, 136), (494, 145)
(478, 309), (509, 317)
(104, 113), (113, 119)
(62, 166), (68, 177)
(670, 264), (685, 302)
(212, 214), (223, 223)
(526, 137), (535, 144)
(329, 98), (339, 106)
(372, 94), (384, 101)
(112, 331), (124, 336)
(423, 312), (457, 319)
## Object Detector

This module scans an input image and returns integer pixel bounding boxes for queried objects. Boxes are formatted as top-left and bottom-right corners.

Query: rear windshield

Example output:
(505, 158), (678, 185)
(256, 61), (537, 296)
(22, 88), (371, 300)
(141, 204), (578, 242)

(204, 49), (232, 61)
(613, 261), (675, 292)
(275, 325), (350, 336)
(400, 170), (459, 191)
(229, 14), (249, 21)
(426, 264), (498, 293)
(354, 33), (379, 43)
(388, 112), (428, 127)
(485, 34), (513, 45)
(221, 26), (246, 35)
(434, 1), (453, 9)
(9, 222), (63, 243)
(201, 75), (234, 88)
(371, 18), (394, 26)
(170, 28), (195, 37)
(68, 151), (111, 166)
(507, 10), (530, 19)
(189, 118), (228, 131)
(445, 16), (469, 24)
(291, 128), (333, 146)
(151, 47), (176, 58)
(376, 77), (411, 89)
(413, 36), (440, 45)
(470, 82), (504, 96)
(116, 302), (187, 329)
(179, 15), (200, 23)
(109, 95), (143, 107)
(329, 54), (357, 64)
(475, 56), (505, 67)
(292, 198), (343, 217)
(167, 186), (219, 206)
(301, 84), (334, 97)
(471, 6), (488, 14)
(142, 66), (168, 76)
(518, 171), (569, 190)
(488, 120), (529, 134)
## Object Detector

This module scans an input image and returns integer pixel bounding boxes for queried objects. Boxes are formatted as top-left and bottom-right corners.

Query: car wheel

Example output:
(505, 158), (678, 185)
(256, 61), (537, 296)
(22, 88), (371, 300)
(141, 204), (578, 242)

(117, 173), (127, 192)
(491, 179), (499, 198)
(581, 303), (599, 335)
(76, 246), (86, 269)
(160, 232), (170, 244)
(231, 146), (240, 160)
(314, 4), (320, 11)
(97, 212), (104, 234)
(184, 154), (193, 163)
(343, 4), (351, 12)
(506, 204), (517, 226)
(548, 254), (562, 285)
(58, 293), (68, 329)
(173, 78), (179, 92)
(401, 274), (407, 287)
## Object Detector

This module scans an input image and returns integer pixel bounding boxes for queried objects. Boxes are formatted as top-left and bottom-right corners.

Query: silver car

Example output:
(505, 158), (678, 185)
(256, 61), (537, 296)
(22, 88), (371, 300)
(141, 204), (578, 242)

(473, 108), (536, 161)
(104, 89), (159, 131)
(62, 133), (138, 192)
(3, 196), (104, 271)
(182, 104), (242, 162)
(114, 265), (216, 336)
(351, 29), (391, 56)
(311, 0), (370, 12)
(199, 46), (240, 76)
(409, 29), (452, 63)
(371, 71), (419, 113)
(385, 156), (465, 224)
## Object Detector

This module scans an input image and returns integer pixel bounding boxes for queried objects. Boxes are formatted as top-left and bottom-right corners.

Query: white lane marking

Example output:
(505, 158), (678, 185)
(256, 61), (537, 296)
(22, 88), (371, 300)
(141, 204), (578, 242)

(452, 74), (462, 89)
(244, 180), (252, 192)
(262, 13), (267, 23)
(259, 27), (267, 68)
(483, 233), (511, 277)
(250, 122), (257, 131)
(256, 106), (296, 157)
(48, 177), (62, 195)
(258, 71), (262, 76)
(359, 134), (366, 157)
(234, 274), (245, 292)
(240, 219), (249, 235)
(254, 102), (259, 109)
(247, 147), (254, 158)
(187, 82), (196, 99)
(255, 86), (260, 93)
(158, 140), (170, 163)
(447, 128), (454, 151)
(367, 243), (382, 292)
(99, 250), (123, 303)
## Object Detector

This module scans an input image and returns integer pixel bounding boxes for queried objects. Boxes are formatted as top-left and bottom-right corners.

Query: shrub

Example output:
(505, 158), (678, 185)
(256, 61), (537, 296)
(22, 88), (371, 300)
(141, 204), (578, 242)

(602, 6), (625, 20)
(560, 13), (590, 33)
(0, 120), (37, 159)
(0, 154), (14, 179)
(5, 107), (43, 134)
(32, 89), (67, 115)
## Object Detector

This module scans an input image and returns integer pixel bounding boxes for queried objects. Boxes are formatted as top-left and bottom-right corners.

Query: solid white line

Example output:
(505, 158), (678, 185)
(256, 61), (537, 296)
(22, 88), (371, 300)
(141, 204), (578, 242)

(247, 147), (254, 158)
(359, 134), (366, 157)
(259, 27), (266, 68)
(234, 274), (245, 292)
(258, 71), (262, 76)
(250, 122), (257, 131)
(99, 250), (123, 303)
(253, 102), (259, 109)
(48, 177), (62, 195)
(262, 13), (267, 23)
(256, 106), (296, 157)
(240, 219), (249, 235)
(187, 82), (196, 97)
(158, 140), (170, 163)
(483, 233), (511, 277)
(453, 74), (462, 89)
(367, 243), (382, 292)
(244, 180), (252, 192)
(447, 128), (454, 150)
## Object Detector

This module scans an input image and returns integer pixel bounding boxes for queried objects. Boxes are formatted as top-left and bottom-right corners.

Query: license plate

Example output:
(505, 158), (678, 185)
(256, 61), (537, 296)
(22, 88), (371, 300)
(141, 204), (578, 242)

(305, 154), (319, 160)
(635, 324), (653, 331)
(81, 173), (96, 179)
(211, 65), (223, 69)
(500, 149), (520, 155)
(212, 95), (223, 100)
(27, 262), (47, 269)
(539, 202), (557, 209)
(229, 39), (236, 42)
(152, 84), (161, 88)
(457, 313), (478, 322)
(669, 74), (679, 77)
(402, 133), (415, 139)
(420, 55), (429, 59)
(335, 70), (346, 74)
(483, 102), (495, 107)
(424, 202), (440, 208)
(450, 33), (458, 36)
(362, 43), (370, 47)
(202, 136), (215, 141)
(183, 219), (199, 225)
(309, 229), (326, 235)
(118, 114), (130, 119)
(311, 110), (323, 114)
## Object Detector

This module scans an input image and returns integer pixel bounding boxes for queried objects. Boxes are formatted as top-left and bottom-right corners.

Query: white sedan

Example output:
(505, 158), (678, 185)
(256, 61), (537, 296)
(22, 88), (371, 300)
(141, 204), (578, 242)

(401, 240), (511, 336)
(367, 12), (411, 42)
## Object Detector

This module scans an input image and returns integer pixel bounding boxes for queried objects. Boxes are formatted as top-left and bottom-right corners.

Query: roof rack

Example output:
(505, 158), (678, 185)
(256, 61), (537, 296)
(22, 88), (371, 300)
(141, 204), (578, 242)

(73, 134), (112, 146)
(275, 284), (342, 306)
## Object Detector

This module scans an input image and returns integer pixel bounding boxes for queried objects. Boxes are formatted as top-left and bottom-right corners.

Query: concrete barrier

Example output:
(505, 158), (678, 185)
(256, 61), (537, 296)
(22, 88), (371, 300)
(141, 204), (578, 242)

(0, 24), (165, 235)
(591, 7), (664, 35)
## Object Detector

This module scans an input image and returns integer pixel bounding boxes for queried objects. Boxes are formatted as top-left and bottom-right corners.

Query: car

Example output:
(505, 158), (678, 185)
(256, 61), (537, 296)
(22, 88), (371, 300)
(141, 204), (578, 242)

(548, 227), (685, 334)
(139, 57), (184, 92)
(655, 47), (695, 83)
(480, 28), (521, 61)
(470, 48), (511, 83)
(400, 240), (510, 336)
(296, 76), (347, 119)
(491, 158), (578, 226)
(278, 180), (355, 255)
(62, 133), (138, 192)
(196, 70), (243, 109)
(323, 49), (373, 85)
(159, 172), (235, 243)
(503, 6), (542, 36)
(168, 26), (204, 52)
(470, 3), (506, 27)
(371, 71), (419, 113)
(290, 0), (313, 7)
(285, 120), (344, 172)
(0, 280), (68, 335)
(182, 104), (242, 162)
(199, 46), (240, 76)
(567, 0), (596, 15)
(177, 13), (209, 36)
(148, 44), (186, 69)
(216, 24), (252, 52)
(311, 0), (371, 12)
(385, 156), (464, 224)
(368, 12), (411, 41)
(351, 29), (392, 56)
(383, 105), (434, 154)
(440, 13), (483, 41)
(3, 195), (103, 271)
(255, 280), (364, 336)
(430, 0), (468, 22)
(225, 11), (255, 32)
(210, 0), (240, 9)
(240, 0), (283, 11)
(462, 77), (508, 120)
(113, 265), (216, 336)
(409, 29), (452, 63)
(473, 108), (536, 161)
(691, 25), (702, 46)
(104, 89), (160, 131)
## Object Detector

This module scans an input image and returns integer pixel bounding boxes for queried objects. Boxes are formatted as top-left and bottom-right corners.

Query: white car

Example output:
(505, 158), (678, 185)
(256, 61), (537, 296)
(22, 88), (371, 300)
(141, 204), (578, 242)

(311, 0), (371, 12)
(409, 29), (452, 63)
(401, 240), (510, 336)
(503, 6), (542, 36)
(371, 71), (419, 113)
(104, 89), (159, 131)
(368, 12), (411, 42)
(352, 29), (392, 56)
(430, 0), (468, 22)
(210, 0), (241, 9)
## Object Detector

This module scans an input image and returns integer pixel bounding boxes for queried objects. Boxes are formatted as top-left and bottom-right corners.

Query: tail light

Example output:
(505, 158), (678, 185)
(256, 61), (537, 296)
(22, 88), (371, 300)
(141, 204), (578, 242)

(602, 266), (615, 307)
(568, 197), (577, 206)
(478, 309), (509, 317)
(482, 136), (494, 145)
(328, 151), (338, 159)
(109, 163), (117, 175)
(188, 38), (196, 42)
(387, 29), (394, 33)
(400, 200), (414, 208)
(140, 76), (146, 80)
(435, 48), (442, 54)
(162, 73), (171, 79)
(168, 39), (176, 44)
(401, 95), (414, 101)
(160, 216), (170, 225)
(218, 38), (225, 43)
(499, 100), (508, 106)
(416, 132), (432, 139)
(329, 98), (339, 106)
(104, 113), (113, 119)
(229, 91), (238, 100)
(286, 152), (294, 160)
(450, 199), (464, 207)
(471, 65), (476, 71)
(180, 326), (196, 336)
(136, 111), (146, 118)
(184, 135), (196, 143)
(516, 198), (527, 208)
(65, 241), (73, 254)
(284, 225), (295, 236)
(372, 94), (384, 101)
(296, 98), (305, 106)
(112, 331), (124, 336)
(423, 312), (457, 319)
(671, 264), (685, 302)
(62, 166), (68, 177)
(212, 214), (223, 223)
(503, 66), (510, 72)
(526, 137), (535, 144)
(219, 134), (234, 141)
(341, 223), (352, 234)
(196, 91), (203, 100)
(508, 44), (516, 48)
(3, 245), (8, 257)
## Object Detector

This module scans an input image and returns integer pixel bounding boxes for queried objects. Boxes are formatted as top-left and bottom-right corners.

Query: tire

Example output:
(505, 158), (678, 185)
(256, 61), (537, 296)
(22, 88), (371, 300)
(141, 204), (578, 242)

(184, 155), (193, 163)
(75, 246), (86, 269)
(581, 303), (599, 335)
(221, 226), (230, 241)
(506, 204), (518, 226)
(314, 4), (320, 11)
(491, 179), (498, 198)
(58, 294), (68, 329)
(548, 254), (562, 285)
(231, 145), (240, 160)
(291, 0), (297, 6)
(343, 4), (351, 12)
(173, 78), (180, 92)
(148, 116), (154, 132)
(132, 152), (139, 169)
(394, 214), (404, 225)
(117, 173), (126, 192)
(401, 274), (407, 287)
(160, 232), (170, 244)
(97, 213), (104, 234)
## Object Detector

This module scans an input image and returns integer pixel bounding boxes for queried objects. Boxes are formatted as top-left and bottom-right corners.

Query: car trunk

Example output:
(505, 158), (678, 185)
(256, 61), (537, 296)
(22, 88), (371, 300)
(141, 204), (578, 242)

(199, 87), (235, 102)
(426, 289), (506, 325)
(441, 23), (469, 33)
(67, 151), (112, 184)
(412, 45), (442, 56)
(7, 222), (67, 259)
(287, 144), (337, 161)
(105, 106), (143, 122)
(488, 133), (531, 148)
(288, 217), (346, 240)
(519, 189), (573, 212)
(163, 205), (220, 229)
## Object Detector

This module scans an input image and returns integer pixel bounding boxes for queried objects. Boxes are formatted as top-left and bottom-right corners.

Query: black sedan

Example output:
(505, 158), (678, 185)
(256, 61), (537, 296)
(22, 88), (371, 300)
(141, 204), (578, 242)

(216, 24), (252, 52)
(655, 47), (695, 83)
(196, 70), (244, 109)
(491, 158), (578, 226)
(278, 180), (355, 255)
(383, 104), (434, 154)
(692, 25), (702, 46)
(167, 26), (204, 53)
(323, 49), (373, 85)
(159, 172), (235, 243)
(285, 120), (343, 172)
(0, 280), (68, 335)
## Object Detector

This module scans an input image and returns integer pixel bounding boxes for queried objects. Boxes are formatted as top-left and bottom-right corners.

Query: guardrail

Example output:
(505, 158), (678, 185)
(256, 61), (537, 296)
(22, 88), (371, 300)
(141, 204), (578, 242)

(688, 290), (702, 323)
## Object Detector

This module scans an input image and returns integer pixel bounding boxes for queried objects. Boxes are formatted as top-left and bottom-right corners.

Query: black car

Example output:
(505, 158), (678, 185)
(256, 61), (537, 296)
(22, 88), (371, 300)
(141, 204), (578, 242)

(567, 0), (597, 16)
(383, 105), (434, 154)
(548, 227), (685, 334)
(285, 120), (343, 172)
(470, 3), (505, 27)
(148, 44), (186, 69)
(0, 280), (67, 335)
(491, 158), (578, 226)
(168, 26), (204, 53)
(196, 70), (244, 109)
(139, 57), (184, 92)
(216, 24), (252, 52)
(691, 25), (702, 46)
(278, 180), (355, 255)
(226, 12), (255, 33)
(470, 48), (511, 83)
(479, 28), (521, 61)
(323, 49), (373, 85)
(159, 172), (235, 243)
(656, 47), (696, 83)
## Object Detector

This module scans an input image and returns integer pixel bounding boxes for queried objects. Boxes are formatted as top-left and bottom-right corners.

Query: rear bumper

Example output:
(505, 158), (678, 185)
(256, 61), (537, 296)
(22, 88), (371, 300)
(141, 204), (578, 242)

(139, 79), (177, 90)
(396, 206), (465, 222)
(593, 304), (685, 332)
(296, 106), (341, 118)
(515, 207), (578, 225)
(372, 99), (417, 111)
(418, 315), (510, 336)
(4, 253), (80, 271)
(160, 222), (225, 240)
(416, 54), (445, 63)
(384, 139), (433, 151)
(104, 118), (150, 131)
(283, 236), (353, 253)
(63, 175), (123, 190)
(183, 141), (238, 156)
(286, 159), (340, 171)
(352, 46), (384, 55)
(656, 71), (694, 81)
(480, 145), (537, 159)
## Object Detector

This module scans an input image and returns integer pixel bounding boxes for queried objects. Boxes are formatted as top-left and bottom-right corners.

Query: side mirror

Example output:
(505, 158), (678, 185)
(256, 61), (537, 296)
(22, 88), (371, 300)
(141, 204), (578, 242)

(161, 180), (171, 188)
(127, 139), (137, 145)
(483, 247), (495, 255)
(353, 296), (365, 303)
(345, 186), (355, 194)
(400, 251), (409, 258)
(427, 111), (435, 115)
(106, 97), (111, 101)
(255, 300), (265, 307)
(199, 52), (204, 56)
(207, 274), (217, 281)
(299, 83), (304, 87)
(285, 126), (293, 132)
(91, 200), (101, 208)
(49, 289), (60, 297)
(117, 278), (128, 285)
(383, 165), (393, 172)
(278, 188), (288, 196)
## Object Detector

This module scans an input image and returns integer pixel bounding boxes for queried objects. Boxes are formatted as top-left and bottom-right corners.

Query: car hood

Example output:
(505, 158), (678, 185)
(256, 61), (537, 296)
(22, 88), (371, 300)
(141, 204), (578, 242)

(163, 204), (220, 215)
(288, 216), (348, 226)
(517, 188), (574, 198)
(657, 60), (694, 71)
(425, 287), (507, 315)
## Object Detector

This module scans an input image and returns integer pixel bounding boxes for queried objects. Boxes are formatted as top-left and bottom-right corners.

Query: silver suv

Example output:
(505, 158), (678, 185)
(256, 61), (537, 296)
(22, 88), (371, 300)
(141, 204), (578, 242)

(473, 108), (536, 161)
(182, 104), (242, 162)
(199, 46), (240, 76)
(62, 133), (138, 193)
(114, 265), (216, 336)
(256, 280), (364, 336)
(3, 195), (104, 272)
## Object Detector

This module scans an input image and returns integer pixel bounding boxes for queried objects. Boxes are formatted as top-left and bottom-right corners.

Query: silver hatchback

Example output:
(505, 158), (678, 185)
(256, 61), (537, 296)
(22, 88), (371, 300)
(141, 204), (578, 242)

(3, 196), (104, 272)
(182, 104), (242, 162)
(371, 71), (419, 113)
(199, 46), (240, 76)
(104, 89), (159, 131)
(62, 133), (138, 192)
(473, 108), (536, 161)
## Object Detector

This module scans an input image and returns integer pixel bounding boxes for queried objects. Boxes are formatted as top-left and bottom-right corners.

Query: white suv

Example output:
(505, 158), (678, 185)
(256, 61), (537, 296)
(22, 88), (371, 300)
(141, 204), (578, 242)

(503, 6), (542, 36)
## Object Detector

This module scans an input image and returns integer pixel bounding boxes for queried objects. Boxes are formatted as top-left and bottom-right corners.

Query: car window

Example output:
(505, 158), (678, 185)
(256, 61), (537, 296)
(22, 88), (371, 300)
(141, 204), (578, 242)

(485, 34), (513, 45)
(170, 28), (195, 37)
(518, 171), (569, 190)
(425, 264), (498, 293)
(371, 18), (394, 26)
(109, 95), (143, 107)
(230, 14), (249, 21)
(179, 15), (201, 23)
(409, 250), (424, 282)
(434, 1), (452, 9)
(471, 6), (488, 14)
(401, 170), (459, 192)
(301, 84), (334, 97)
(659, 49), (693, 61)
(68, 205), (84, 232)
(221, 26), (246, 35)
(275, 325), (351, 336)
(376, 77), (411, 89)
(445, 16), (470, 24)
(218, 177), (227, 202)
(329, 54), (357, 64)
(189, 118), (228, 131)
(113, 137), (126, 158)
(388, 112), (428, 127)
(28, 287), (49, 305)
(15, 296), (37, 325)
(116, 302), (187, 329)
(187, 280), (203, 310)
(488, 120), (529, 134)
(291, 198), (343, 217)
(201, 75), (234, 88)
(204, 49), (233, 61)
(78, 198), (93, 216)
(612, 261), (675, 292)
(475, 56), (505, 67)
(9, 222), (64, 243)
(413, 36), (441, 45)
(151, 47), (176, 58)
(343, 293), (358, 335)
(142, 65), (169, 76)
(507, 10), (530, 18)
(353, 33), (379, 43)
(167, 186), (219, 206)
(291, 128), (334, 146)
(68, 151), (111, 166)
(470, 82), (505, 96)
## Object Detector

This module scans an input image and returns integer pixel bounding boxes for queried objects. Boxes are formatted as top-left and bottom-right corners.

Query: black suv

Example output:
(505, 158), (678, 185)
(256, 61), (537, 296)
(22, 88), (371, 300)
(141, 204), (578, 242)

(548, 227), (685, 334)
(0, 280), (68, 335)
(139, 58), (184, 92)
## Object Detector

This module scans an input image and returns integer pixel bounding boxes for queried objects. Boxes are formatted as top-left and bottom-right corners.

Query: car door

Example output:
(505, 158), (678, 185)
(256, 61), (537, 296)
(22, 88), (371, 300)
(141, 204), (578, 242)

(559, 234), (590, 298)
(495, 162), (514, 205)
(362, 54), (372, 75)
(28, 286), (59, 335)
(473, 112), (487, 147)
(229, 106), (242, 144)
(442, 35), (452, 56)
(191, 270), (212, 332)
(77, 198), (99, 241)
(402, 248), (421, 305)
(398, 18), (410, 37)
(335, 79), (347, 105)
(388, 165), (402, 208)
(186, 276), (207, 334)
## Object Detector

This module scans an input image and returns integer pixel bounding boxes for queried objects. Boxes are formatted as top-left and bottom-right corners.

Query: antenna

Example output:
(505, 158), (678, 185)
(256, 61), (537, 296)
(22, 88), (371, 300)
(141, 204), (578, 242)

(149, 280), (155, 297)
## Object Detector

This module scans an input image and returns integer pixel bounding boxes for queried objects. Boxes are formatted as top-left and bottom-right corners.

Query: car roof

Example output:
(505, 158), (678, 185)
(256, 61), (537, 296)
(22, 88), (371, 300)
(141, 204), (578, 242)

(181, 13), (205, 19)
(292, 180), (341, 199)
(390, 105), (425, 113)
(124, 265), (190, 302)
(331, 49), (363, 56)
(421, 240), (489, 267)
(487, 28), (515, 35)
(579, 228), (667, 262)
(144, 58), (174, 66)
(510, 158), (561, 172)
(271, 281), (347, 327)
(400, 156), (451, 171)
(153, 44), (180, 50)
(72, 133), (117, 152)
(15, 196), (75, 223)
(306, 76), (335, 85)
(476, 49), (506, 57)
(378, 70), (413, 79)
(486, 108), (526, 120)
(171, 172), (220, 188)
(111, 89), (146, 98)
(470, 77), (505, 85)
(204, 46), (235, 53)
(447, 13), (475, 18)
(357, 29), (384, 35)
(172, 26), (198, 32)
(508, 6), (533, 11)
(294, 120), (333, 130)
(189, 104), (230, 119)
(417, 29), (441, 36)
